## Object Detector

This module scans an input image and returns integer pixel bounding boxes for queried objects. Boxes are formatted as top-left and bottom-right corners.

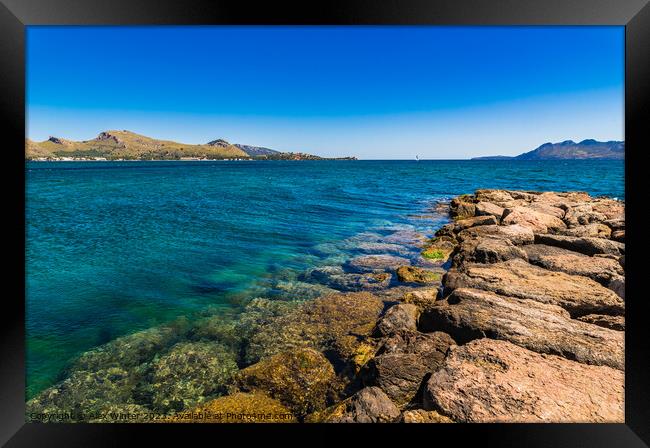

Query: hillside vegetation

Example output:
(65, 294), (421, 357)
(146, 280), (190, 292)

(26, 130), (250, 160)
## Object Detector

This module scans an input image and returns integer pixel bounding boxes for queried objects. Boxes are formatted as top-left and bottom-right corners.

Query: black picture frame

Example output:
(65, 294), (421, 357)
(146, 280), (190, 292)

(2, 0), (648, 445)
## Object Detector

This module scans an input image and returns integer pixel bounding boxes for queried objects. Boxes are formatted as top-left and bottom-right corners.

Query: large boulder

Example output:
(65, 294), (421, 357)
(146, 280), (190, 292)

(474, 189), (515, 205)
(443, 259), (624, 317)
(501, 206), (566, 233)
(450, 197), (476, 219)
(453, 236), (528, 265)
(361, 331), (455, 406)
(375, 304), (420, 337)
(168, 392), (296, 423)
(234, 348), (335, 416)
(527, 202), (566, 219)
(306, 387), (400, 423)
(457, 224), (534, 245)
(534, 234), (625, 256)
(474, 201), (504, 219)
(452, 215), (498, 231)
(424, 339), (624, 423)
(420, 288), (623, 370)
(523, 244), (624, 286)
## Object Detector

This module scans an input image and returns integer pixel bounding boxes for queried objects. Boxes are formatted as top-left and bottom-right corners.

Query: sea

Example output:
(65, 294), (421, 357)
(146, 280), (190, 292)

(25, 159), (624, 398)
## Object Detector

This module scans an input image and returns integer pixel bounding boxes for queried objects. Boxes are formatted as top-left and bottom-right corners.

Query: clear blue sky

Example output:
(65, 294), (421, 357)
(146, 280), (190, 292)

(26, 26), (624, 159)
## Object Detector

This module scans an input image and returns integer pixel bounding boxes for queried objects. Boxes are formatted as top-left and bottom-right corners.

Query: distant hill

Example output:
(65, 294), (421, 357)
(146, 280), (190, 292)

(26, 131), (248, 161)
(233, 143), (280, 157)
(232, 142), (356, 160)
(26, 131), (355, 161)
(472, 139), (624, 160)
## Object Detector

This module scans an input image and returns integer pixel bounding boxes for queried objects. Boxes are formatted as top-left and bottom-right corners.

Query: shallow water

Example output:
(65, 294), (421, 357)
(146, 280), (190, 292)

(25, 159), (624, 398)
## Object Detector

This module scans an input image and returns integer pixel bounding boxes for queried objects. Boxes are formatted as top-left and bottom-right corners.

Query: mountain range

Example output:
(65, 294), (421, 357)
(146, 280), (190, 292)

(472, 139), (624, 160)
(26, 130), (355, 161)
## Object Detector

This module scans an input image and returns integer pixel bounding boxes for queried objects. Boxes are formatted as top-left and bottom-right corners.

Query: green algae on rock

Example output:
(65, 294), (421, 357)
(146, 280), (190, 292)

(146, 341), (239, 412)
(421, 236), (456, 262)
(26, 367), (144, 422)
(234, 348), (336, 417)
(71, 321), (189, 373)
(396, 266), (442, 284)
(243, 292), (385, 367)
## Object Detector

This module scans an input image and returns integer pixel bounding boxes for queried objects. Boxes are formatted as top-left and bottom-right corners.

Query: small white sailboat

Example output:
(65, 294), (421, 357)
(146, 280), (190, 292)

(415, 155), (420, 161)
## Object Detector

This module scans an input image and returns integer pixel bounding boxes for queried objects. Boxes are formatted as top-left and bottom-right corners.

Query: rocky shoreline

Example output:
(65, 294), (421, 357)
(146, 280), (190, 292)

(26, 189), (625, 423)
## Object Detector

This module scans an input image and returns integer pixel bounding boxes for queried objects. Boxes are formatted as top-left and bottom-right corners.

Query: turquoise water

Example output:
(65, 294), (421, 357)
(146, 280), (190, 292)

(25, 159), (624, 398)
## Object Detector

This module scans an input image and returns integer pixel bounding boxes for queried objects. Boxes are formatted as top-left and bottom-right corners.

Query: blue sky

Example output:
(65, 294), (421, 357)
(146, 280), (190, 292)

(26, 26), (624, 159)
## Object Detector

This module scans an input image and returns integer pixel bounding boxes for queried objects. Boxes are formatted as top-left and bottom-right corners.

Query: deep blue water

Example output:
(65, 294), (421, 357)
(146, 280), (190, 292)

(25, 159), (624, 398)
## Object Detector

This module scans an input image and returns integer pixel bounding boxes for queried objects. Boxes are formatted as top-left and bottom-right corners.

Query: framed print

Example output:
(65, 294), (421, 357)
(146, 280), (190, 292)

(1, 0), (649, 445)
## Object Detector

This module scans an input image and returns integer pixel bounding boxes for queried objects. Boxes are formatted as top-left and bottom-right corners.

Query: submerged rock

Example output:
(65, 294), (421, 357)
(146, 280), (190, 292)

(244, 292), (384, 368)
(443, 259), (624, 317)
(189, 314), (243, 350)
(234, 348), (335, 417)
(71, 324), (186, 373)
(304, 265), (392, 291)
(420, 288), (624, 370)
(235, 297), (305, 341)
(424, 339), (624, 423)
(272, 280), (338, 300)
(306, 387), (400, 423)
(26, 366), (143, 422)
(347, 254), (411, 273)
(147, 341), (238, 413)
(349, 241), (412, 256)
(168, 392), (296, 423)
(381, 229), (429, 246)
